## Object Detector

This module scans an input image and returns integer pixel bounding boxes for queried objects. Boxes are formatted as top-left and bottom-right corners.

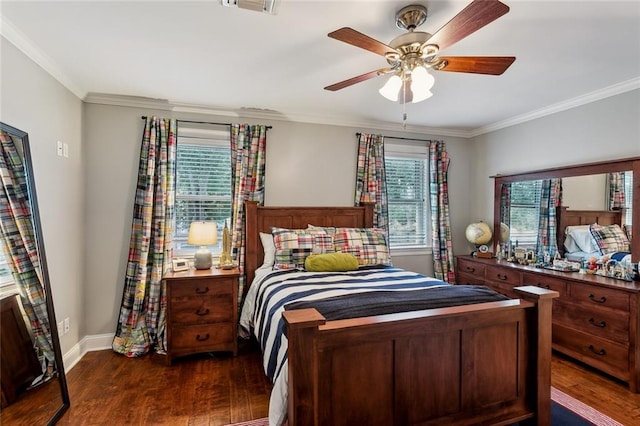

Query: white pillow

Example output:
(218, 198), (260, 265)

(565, 225), (599, 253)
(260, 232), (276, 268)
(563, 234), (582, 253)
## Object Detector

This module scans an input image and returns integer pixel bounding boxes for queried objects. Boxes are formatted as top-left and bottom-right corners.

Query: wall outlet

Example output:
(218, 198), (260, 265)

(63, 143), (69, 158)
(63, 317), (70, 334)
(58, 320), (64, 335)
(56, 141), (63, 157)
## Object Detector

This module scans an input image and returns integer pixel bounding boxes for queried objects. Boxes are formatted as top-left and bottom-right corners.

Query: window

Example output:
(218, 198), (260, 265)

(174, 128), (232, 256)
(385, 143), (429, 250)
(507, 180), (542, 248)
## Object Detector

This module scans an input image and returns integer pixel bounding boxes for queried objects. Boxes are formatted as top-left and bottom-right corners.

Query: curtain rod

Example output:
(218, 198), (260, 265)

(141, 116), (271, 129)
(356, 132), (431, 143)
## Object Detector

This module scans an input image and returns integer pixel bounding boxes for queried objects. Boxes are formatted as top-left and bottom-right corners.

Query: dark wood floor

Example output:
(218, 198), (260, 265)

(3, 341), (640, 425)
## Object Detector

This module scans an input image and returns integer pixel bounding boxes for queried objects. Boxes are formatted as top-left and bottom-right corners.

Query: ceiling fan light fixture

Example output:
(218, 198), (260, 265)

(379, 74), (403, 102)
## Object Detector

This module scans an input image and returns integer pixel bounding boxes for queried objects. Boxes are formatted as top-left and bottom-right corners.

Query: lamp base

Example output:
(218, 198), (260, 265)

(193, 247), (212, 270)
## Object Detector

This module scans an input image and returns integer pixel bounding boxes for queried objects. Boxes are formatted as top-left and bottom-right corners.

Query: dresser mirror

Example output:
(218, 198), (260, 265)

(0, 123), (70, 424)
(492, 156), (640, 264)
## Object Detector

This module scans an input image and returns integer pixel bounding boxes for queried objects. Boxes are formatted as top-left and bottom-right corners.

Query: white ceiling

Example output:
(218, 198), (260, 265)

(2, 0), (640, 136)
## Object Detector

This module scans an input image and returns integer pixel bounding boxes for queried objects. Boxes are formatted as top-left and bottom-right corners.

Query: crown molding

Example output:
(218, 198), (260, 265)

(1, 15), (86, 100)
(469, 77), (640, 138)
(84, 93), (173, 111)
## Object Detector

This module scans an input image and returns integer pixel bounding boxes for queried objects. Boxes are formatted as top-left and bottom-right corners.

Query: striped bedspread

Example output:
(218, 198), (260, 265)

(239, 265), (449, 382)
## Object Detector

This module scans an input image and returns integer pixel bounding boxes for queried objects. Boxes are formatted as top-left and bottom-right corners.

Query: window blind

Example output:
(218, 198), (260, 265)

(0, 250), (13, 286)
(174, 136), (232, 254)
(509, 180), (543, 247)
(624, 171), (633, 225)
(385, 156), (429, 248)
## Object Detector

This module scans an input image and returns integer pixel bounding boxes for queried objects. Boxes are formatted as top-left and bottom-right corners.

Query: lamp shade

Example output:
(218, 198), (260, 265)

(379, 75), (403, 102)
(187, 221), (218, 246)
(410, 66), (435, 103)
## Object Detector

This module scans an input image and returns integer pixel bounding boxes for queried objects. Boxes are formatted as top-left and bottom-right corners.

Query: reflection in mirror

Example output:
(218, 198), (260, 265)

(0, 123), (69, 425)
(500, 172), (634, 255)
(493, 156), (639, 265)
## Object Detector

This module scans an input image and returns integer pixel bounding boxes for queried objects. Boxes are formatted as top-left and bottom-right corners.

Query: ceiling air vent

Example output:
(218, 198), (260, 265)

(221, 0), (278, 14)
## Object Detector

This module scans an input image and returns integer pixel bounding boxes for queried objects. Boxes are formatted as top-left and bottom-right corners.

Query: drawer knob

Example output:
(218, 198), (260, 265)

(588, 317), (606, 328)
(588, 293), (607, 304)
(196, 333), (210, 342)
(497, 273), (507, 281)
(195, 307), (210, 316)
(588, 345), (606, 356)
(195, 287), (210, 294)
(465, 267), (475, 273)
(537, 283), (550, 289)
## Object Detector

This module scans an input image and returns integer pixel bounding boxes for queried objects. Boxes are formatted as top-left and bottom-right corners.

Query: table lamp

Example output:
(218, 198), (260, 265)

(188, 221), (217, 269)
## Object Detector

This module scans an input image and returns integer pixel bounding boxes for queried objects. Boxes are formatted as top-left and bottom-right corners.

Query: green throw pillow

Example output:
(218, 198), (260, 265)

(304, 252), (359, 272)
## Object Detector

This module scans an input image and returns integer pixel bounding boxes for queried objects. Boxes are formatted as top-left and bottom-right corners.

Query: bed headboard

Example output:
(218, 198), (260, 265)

(556, 206), (623, 255)
(244, 201), (374, 288)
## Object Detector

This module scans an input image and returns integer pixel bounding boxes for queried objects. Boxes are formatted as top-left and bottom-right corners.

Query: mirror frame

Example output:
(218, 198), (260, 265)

(492, 156), (640, 264)
(0, 122), (70, 424)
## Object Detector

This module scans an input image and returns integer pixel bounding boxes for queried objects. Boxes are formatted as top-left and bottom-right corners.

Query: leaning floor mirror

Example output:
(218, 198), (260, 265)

(0, 122), (70, 424)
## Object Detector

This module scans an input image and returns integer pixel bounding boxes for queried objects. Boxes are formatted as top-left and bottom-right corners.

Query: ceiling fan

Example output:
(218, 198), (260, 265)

(324, 0), (515, 104)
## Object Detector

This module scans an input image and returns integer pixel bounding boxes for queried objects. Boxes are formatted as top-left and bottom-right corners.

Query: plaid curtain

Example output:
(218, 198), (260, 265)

(0, 130), (54, 367)
(230, 124), (267, 300)
(536, 178), (562, 257)
(354, 133), (388, 232)
(113, 117), (176, 357)
(429, 141), (455, 283)
(608, 172), (626, 210)
(500, 182), (512, 228)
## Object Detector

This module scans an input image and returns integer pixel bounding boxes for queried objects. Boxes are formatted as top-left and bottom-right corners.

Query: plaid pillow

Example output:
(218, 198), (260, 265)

(271, 228), (334, 270)
(623, 224), (632, 242)
(332, 227), (391, 266)
(589, 224), (630, 254)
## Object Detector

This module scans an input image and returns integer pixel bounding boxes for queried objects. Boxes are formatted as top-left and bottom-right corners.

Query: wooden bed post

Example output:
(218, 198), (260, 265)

(515, 286), (558, 426)
(283, 309), (326, 426)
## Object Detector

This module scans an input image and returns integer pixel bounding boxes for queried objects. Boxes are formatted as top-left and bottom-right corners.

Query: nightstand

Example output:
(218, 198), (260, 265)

(164, 267), (240, 364)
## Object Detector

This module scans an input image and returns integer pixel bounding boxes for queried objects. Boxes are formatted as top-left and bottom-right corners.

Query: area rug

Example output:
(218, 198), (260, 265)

(224, 387), (623, 426)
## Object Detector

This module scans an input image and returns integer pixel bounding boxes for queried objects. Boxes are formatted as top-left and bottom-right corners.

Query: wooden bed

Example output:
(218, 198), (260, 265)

(556, 206), (623, 256)
(244, 201), (557, 425)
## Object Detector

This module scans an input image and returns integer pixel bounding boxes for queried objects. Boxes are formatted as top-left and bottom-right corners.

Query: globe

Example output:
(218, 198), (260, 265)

(500, 222), (510, 243)
(465, 222), (493, 245)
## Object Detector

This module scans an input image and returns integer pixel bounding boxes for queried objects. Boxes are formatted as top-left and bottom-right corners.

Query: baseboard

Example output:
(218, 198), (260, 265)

(62, 333), (114, 372)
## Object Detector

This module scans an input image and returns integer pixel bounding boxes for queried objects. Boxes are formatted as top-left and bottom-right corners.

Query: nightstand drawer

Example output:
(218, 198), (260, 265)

(170, 278), (235, 298)
(171, 323), (234, 351)
(170, 295), (233, 324)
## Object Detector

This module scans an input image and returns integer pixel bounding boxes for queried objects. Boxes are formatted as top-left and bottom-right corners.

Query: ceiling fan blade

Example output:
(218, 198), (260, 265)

(324, 70), (384, 91)
(328, 27), (400, 57)
(436, 56), (515, 75)
(427, 0), (510, 52)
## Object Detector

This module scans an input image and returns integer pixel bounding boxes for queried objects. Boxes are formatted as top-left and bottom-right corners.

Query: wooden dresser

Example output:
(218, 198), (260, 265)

(1, 294), (42, 407)
(164, 268), (240, 364)
(457, 255), (640, 392)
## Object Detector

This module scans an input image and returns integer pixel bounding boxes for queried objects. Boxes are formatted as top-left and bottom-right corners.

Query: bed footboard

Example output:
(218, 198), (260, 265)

(283, 286), (557, 426)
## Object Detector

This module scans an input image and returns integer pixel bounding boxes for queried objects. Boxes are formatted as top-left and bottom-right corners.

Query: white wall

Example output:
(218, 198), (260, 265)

(1, 37), (84, 355)
(471, 89), (640, 224)
(82, 103), (473, 335)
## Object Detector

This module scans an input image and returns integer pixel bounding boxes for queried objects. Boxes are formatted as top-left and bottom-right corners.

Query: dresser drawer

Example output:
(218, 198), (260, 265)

(553, 301), (629, 344)
(553, 323), (629, 381)
(521, 272), (567, 298)
(485, 281), (521, 299)
(170, 278), (234, 298)
(457, 272), (485, 286)
(457, 258), (486, 277)
(170, 295), (233, 324)
(486, 265), (520, 286)
(171, 323), (235, 351)
(569, 283), (630, 312)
